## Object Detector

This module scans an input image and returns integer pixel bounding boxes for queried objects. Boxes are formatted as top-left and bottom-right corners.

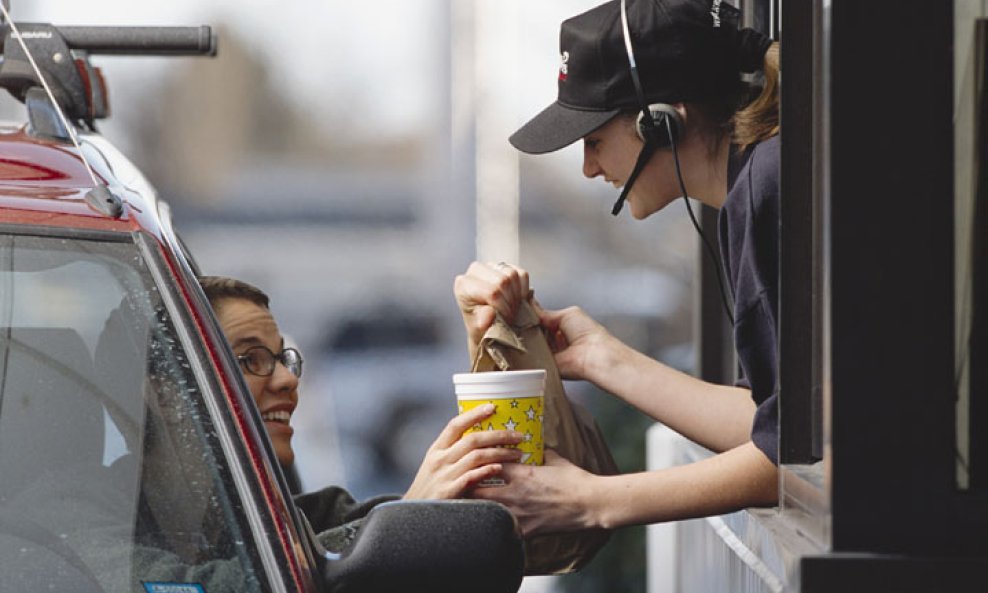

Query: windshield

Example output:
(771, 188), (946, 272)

(0, 233), (272, 593)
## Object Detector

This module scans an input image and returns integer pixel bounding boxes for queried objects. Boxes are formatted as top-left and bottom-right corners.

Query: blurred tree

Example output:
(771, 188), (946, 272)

(123, 25), (425, 205)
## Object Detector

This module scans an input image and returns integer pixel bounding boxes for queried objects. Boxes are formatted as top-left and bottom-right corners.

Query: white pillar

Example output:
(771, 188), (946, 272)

(646, 423), (680, 593)
(474, 0), (520, 264)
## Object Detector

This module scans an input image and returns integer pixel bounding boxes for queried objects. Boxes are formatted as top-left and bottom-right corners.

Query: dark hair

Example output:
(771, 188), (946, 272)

(198, 275), (270, 311)
(681, 40), (780, 153)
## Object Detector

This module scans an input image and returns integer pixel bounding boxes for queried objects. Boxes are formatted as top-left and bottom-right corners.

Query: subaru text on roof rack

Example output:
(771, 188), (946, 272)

(0, 3), (523, 592)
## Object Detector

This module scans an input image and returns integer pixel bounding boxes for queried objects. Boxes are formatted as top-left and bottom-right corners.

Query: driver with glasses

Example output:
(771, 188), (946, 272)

(199, 276), (522, 552)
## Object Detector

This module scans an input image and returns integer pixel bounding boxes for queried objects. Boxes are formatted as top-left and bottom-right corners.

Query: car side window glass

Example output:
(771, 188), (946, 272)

(0, 234), (271, 593)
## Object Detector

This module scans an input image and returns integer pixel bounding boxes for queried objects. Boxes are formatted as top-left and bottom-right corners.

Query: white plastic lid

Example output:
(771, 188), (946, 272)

(453, 369), (546, 399)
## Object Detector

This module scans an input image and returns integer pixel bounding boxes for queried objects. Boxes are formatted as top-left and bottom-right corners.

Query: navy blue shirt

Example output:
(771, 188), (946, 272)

(718, 135), (780, 465)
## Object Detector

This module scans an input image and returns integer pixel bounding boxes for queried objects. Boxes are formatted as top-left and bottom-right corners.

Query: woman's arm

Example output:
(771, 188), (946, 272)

(454, 261), (755, 453)
(592, 442), (778, 529)
(606, 349), (756, 453)
(540, 305), (756, 452)
(473, 443), (777, 536)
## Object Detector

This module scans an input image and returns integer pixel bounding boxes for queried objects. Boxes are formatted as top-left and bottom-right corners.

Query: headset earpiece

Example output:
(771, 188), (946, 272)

(635, 103), (684, 147)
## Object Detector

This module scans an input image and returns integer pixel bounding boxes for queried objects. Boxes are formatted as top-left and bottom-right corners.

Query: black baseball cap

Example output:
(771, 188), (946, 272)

(510, 0), (766, 155)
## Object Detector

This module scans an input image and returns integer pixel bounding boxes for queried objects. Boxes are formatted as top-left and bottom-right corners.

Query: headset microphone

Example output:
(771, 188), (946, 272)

(616, 0), (735, 325)
(611, 105), (682, 215)
(611, 140), (655, 215)
(612, 0), (683, 216)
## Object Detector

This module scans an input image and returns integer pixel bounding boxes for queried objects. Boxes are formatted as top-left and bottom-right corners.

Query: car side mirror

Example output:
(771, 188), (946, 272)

(320, 500), (524, 593)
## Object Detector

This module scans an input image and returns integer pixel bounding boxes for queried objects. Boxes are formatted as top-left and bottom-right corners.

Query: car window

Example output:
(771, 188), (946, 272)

(0, 233), (272, 593)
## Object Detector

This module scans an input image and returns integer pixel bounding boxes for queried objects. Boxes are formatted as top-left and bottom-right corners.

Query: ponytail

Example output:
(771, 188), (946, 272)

(733, 41), (780, 150)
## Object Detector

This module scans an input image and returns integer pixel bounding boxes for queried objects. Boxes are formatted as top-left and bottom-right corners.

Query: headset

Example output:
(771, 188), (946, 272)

(612, 0), (682, 218)
(619, 0), (683, 150)
(615, 0), (735, 325)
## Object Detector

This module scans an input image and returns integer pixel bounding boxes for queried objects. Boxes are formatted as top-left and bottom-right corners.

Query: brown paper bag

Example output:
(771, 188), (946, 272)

(471, 300), (618, 575)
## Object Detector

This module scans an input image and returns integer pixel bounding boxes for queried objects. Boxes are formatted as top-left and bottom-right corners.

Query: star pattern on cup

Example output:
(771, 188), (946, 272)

(458, 394), (543, 465)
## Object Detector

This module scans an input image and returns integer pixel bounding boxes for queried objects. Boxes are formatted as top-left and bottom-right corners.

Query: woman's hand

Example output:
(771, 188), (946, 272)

(537, 305), (620, 383)
(404, 403), (524, 500)
(453, 261), (531, 361)
(470, 450), (602, 537)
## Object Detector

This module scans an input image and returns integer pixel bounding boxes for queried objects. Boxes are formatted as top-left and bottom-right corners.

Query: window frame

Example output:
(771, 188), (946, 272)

(150, 226), (328, 590)
(775, 0), (830, 547)
(0, 225), (303, 590)
(771, 0), (988, 557)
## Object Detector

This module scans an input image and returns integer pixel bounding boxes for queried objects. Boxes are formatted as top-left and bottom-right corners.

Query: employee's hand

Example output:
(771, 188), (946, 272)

(404, 403), (524, 500)
(453, 261), (531, 361)
(537, 305), (618, 383)
(471, 450), (601, 537)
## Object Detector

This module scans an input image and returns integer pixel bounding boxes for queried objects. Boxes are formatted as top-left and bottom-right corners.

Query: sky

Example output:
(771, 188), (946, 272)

(20, 0), (600, 145)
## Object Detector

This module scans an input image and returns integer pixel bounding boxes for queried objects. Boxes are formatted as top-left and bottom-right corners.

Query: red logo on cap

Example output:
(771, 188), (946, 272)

(559, 51), (569, 81)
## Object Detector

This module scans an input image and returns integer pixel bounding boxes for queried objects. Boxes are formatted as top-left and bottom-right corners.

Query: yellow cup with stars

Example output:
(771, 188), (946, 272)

(453, 370), (546, 486)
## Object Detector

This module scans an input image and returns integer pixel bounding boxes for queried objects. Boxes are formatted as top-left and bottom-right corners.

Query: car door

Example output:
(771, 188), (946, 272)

(0, 227), (317, 593)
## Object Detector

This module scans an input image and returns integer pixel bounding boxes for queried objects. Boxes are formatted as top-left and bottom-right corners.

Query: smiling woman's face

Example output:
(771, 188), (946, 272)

(214, 297), (299, 466)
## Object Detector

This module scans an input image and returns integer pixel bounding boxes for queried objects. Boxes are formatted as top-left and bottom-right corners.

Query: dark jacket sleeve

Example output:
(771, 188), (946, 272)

(293, 486), (400, 552)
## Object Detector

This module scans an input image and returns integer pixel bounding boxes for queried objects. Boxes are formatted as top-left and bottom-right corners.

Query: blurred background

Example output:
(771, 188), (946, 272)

(10, 1), (700, 591)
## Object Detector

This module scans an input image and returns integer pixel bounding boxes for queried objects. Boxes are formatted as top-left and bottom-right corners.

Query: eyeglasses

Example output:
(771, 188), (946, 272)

(237, 345), (304, 378)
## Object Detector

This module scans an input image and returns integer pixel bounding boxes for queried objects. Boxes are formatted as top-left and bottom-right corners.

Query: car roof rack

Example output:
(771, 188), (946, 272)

(0, 17), (216, 136)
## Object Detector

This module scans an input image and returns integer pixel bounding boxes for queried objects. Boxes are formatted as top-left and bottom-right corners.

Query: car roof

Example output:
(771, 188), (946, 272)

(0, 122), (162, 237)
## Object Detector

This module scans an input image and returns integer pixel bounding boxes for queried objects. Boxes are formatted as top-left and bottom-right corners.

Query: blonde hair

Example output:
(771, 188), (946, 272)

(733, 42), (780, 150)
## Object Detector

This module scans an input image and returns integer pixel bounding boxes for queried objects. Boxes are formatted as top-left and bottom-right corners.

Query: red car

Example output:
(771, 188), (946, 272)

(0, 17), (521, 593)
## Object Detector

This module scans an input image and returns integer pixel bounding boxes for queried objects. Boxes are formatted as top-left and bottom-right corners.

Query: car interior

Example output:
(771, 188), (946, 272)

(0, 239), (267, 590)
